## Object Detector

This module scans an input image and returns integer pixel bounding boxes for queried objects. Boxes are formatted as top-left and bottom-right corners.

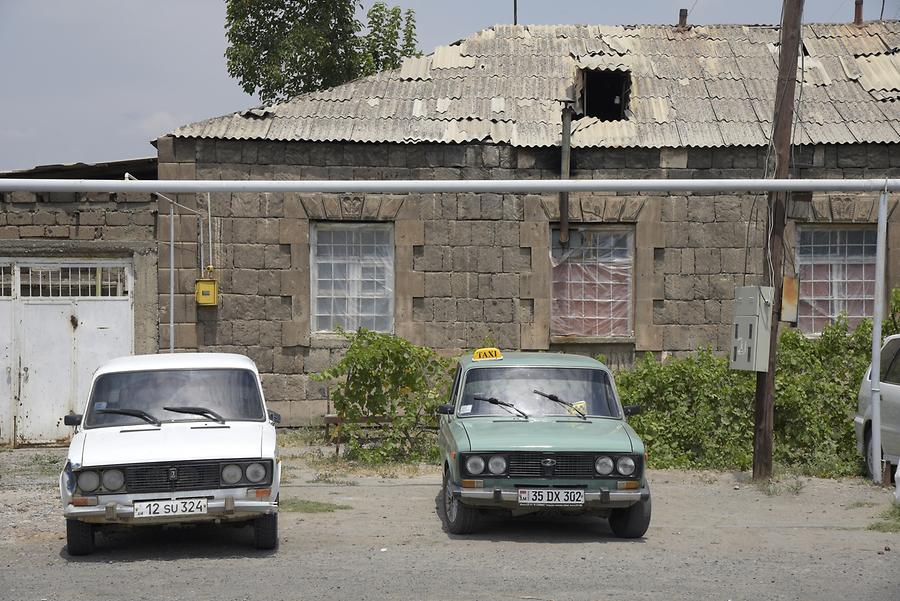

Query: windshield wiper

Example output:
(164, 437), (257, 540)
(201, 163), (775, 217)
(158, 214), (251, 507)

(97, 408), (161, 426)
(164, 406), (227, 424)
(532, 389), (587, 420)
(473, 395), (529, 419)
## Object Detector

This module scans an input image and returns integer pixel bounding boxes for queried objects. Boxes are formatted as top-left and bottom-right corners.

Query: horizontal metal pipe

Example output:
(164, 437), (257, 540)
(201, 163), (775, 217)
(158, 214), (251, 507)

(0, 178), (897, 194)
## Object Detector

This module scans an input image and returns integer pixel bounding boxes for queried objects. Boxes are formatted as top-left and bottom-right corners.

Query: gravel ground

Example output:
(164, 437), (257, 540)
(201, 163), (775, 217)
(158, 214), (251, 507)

(0, 445), (897, 601)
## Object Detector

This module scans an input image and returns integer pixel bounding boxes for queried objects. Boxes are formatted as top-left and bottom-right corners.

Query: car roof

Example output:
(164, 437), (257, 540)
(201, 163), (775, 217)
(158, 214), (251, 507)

(94, 353), (259, 378)
(458, 351), (608, 370)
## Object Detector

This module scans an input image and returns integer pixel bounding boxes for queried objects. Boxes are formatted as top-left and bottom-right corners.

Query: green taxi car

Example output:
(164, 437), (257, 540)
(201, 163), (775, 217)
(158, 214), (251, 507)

(437, 348), (650, 538)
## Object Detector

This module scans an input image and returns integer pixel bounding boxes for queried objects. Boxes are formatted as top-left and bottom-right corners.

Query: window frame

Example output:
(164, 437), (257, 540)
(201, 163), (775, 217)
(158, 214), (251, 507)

(309, 222), (395, 334)
(795, 225), (876, 335)
(549, 225), (635, 341)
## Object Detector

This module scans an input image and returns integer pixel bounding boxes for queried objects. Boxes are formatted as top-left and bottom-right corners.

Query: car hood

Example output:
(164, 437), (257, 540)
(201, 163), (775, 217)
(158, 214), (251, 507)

(74, 422), (267, 467)
(460, 417), (634, 453)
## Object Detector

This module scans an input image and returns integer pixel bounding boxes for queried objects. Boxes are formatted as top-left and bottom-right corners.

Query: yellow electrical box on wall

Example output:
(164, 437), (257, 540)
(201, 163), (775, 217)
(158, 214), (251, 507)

(195, 279), (218, 306)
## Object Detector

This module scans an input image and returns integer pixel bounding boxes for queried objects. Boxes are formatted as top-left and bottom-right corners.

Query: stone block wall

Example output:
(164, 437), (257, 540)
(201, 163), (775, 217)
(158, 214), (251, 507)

(0, 190), (160, 354)
(156, 136), (900, 423)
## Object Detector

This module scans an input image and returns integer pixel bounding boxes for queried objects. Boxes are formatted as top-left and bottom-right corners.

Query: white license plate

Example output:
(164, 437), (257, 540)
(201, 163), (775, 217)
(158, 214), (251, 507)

(518, 488), (584, 506)
(133, 498), (208, 518)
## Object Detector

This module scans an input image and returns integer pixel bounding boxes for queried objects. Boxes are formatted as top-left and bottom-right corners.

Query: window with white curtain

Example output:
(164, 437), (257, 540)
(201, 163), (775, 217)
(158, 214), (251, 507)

(797, 227), (876, 334)
(551, 227), (634, 338)
(311, 223), (394, 333)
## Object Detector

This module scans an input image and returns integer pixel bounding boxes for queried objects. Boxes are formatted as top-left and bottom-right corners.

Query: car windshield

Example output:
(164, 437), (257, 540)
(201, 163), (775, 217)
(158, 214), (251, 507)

(84, 368), (265, 428)
(459, 367), (619, 418)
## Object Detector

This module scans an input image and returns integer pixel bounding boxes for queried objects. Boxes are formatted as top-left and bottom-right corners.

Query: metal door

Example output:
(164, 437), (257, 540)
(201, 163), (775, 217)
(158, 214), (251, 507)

(3, 261), (134, 445)
(16, 301), (74, 443)
(0, 265), (13, 444)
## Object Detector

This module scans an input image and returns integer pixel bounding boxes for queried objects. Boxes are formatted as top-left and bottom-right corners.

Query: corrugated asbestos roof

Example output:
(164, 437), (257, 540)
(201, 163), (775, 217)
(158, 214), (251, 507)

(172, 21), (900, 148)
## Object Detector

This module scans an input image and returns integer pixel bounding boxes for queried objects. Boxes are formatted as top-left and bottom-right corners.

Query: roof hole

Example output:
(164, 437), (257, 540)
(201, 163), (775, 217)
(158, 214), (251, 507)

(581, 69), (631, 121)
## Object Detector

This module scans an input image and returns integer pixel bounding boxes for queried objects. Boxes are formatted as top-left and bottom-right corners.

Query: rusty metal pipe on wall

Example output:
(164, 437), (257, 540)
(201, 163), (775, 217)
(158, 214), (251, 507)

(559, 103), (574, 246)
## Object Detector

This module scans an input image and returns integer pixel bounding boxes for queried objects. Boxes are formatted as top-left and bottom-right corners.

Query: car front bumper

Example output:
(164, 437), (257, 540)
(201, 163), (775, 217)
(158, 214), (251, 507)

(449, 483), (649, 510)
(63, 491), (278, 525)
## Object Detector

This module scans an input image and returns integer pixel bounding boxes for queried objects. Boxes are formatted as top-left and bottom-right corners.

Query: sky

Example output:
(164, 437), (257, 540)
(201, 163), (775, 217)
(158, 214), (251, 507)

(1, 0), (898, 172)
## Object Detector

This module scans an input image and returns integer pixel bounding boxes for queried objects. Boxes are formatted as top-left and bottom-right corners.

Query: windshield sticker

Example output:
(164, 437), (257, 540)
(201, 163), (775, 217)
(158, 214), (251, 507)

(568, 401), (587, 415)
(94, 402), (107, 410)
(459, 404), (472, 415)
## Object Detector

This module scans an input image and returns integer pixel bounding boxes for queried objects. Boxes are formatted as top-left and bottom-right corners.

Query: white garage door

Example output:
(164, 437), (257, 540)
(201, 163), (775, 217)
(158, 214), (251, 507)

(0, 261), (134, 445)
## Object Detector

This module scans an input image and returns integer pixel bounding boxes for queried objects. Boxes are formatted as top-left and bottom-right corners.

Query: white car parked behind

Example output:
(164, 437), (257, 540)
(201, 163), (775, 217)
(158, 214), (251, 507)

(856, 334), (900, 480)
(60, 353), (281, 555)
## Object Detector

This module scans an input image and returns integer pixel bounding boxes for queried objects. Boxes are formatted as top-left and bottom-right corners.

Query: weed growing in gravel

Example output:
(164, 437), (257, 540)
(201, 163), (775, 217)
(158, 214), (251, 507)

(277, 427), (325, 448)
(280, 498), (352, 513)
(28, 453), (62, 476)
(305, 448), (434, 478)
(309, 471), (357, 486)
(867, 504), (900, 533)
(846, 500), (877, 510)
(754, 473), (805, 496)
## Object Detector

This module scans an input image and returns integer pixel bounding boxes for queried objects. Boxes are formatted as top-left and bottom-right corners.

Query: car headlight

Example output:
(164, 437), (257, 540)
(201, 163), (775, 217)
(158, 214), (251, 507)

(488, 455), (507, 475)
(101, 469), (125, 491)
(595, 456), (614, 476)
(617, 456), (636, 476)
(245, 462), (267, 483)
(77, 470), (100, 492)
(221, 464), (243, 485)
(465, 456), (485, 475)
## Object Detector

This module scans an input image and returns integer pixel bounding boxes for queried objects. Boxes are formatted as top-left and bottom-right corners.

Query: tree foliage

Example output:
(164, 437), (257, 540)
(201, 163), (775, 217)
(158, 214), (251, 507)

(617, 296), (900, 478)
(225, 0), (419, 104)
(314, 329), (452, 463)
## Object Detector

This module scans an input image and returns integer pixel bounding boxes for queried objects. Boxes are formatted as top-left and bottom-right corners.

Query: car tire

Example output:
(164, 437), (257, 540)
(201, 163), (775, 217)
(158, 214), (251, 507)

(254, 513), (278, 550)
(866, 427), (881, 481)
(609, 494), (651, 539)
(442, 468), (479, 535)
(65, 519), (95, 556)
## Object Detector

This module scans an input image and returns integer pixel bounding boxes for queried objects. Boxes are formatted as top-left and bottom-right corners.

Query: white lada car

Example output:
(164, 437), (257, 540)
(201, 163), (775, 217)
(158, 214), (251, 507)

(60, 353), (281, 555)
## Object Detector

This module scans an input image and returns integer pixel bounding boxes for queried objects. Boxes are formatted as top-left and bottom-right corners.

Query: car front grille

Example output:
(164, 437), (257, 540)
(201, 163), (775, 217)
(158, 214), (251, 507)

(124, 462), (220, 493)
(507, 453), (596, 478)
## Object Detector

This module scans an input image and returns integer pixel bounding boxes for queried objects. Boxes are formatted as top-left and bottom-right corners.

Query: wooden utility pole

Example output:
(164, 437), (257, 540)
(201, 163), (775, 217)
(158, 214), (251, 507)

(753, 0), (805, 479)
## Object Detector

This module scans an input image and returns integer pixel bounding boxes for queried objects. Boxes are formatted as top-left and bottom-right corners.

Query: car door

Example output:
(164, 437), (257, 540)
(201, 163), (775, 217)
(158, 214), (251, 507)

(438, 365), (462, 460)
(880, 345), (900, 457)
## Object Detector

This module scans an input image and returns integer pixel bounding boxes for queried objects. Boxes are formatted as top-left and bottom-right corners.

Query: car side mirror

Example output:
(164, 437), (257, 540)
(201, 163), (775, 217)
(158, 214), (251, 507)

(267, 410), (282, 424)
(437, 404), (455, 415)
(64, 414), (82, 427)
(623, 405), (642, 417)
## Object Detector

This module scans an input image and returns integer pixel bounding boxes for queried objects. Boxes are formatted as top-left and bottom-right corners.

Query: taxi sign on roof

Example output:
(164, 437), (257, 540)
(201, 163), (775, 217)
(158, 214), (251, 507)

(473, 347), (503, 361)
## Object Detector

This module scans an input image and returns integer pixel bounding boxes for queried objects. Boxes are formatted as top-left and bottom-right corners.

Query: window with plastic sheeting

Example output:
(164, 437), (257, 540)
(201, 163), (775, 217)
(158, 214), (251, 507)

(551, 227), (634, 338)
(311, 223), (394, 333)
(797, 227), (876, 335)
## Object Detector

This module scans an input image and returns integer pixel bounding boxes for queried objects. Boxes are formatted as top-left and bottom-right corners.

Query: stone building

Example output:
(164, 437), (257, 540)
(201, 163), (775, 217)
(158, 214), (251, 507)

(5, 21), (900, 433)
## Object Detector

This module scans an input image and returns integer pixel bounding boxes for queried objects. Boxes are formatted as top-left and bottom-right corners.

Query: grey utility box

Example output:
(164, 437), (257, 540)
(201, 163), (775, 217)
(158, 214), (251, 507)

(730, 286), (774, 372)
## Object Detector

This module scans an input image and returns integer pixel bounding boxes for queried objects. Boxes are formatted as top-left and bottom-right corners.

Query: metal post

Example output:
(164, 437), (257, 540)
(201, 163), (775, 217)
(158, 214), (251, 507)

(559, 102), (574, 245)
(169, 202), (175, 354)
(207, 193), (214, 271)
(871, 188), (887, 483)
(513, 0), (517, 25)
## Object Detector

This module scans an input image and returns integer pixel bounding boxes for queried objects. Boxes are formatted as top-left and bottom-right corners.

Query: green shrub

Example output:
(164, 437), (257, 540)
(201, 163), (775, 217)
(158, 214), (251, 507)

(617, 312), (890, 477)
(618, 349), (755, 470)
(314, 328), (452, 463)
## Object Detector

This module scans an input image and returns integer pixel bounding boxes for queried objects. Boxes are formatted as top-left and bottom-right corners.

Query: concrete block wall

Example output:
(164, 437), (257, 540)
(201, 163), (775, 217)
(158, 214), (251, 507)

(157, 136), (900, 424)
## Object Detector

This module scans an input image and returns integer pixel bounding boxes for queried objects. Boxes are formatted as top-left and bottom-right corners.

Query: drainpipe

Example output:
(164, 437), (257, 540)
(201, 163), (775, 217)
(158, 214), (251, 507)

(855, 0), (864, 25)
(559, 101), (575, 246)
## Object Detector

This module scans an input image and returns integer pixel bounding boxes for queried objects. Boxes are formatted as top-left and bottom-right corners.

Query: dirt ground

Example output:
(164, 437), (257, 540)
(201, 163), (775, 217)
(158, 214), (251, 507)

(1, 444), (898, 601)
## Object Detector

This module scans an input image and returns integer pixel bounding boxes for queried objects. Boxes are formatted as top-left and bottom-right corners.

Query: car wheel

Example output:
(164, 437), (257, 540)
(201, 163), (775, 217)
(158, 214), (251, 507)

(609, 494), (651, 539)
(65, 519), (95, 556)
(253, 513), (278, 550)
(442, 468), (479, 535)
(866, 428), (881, 481)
